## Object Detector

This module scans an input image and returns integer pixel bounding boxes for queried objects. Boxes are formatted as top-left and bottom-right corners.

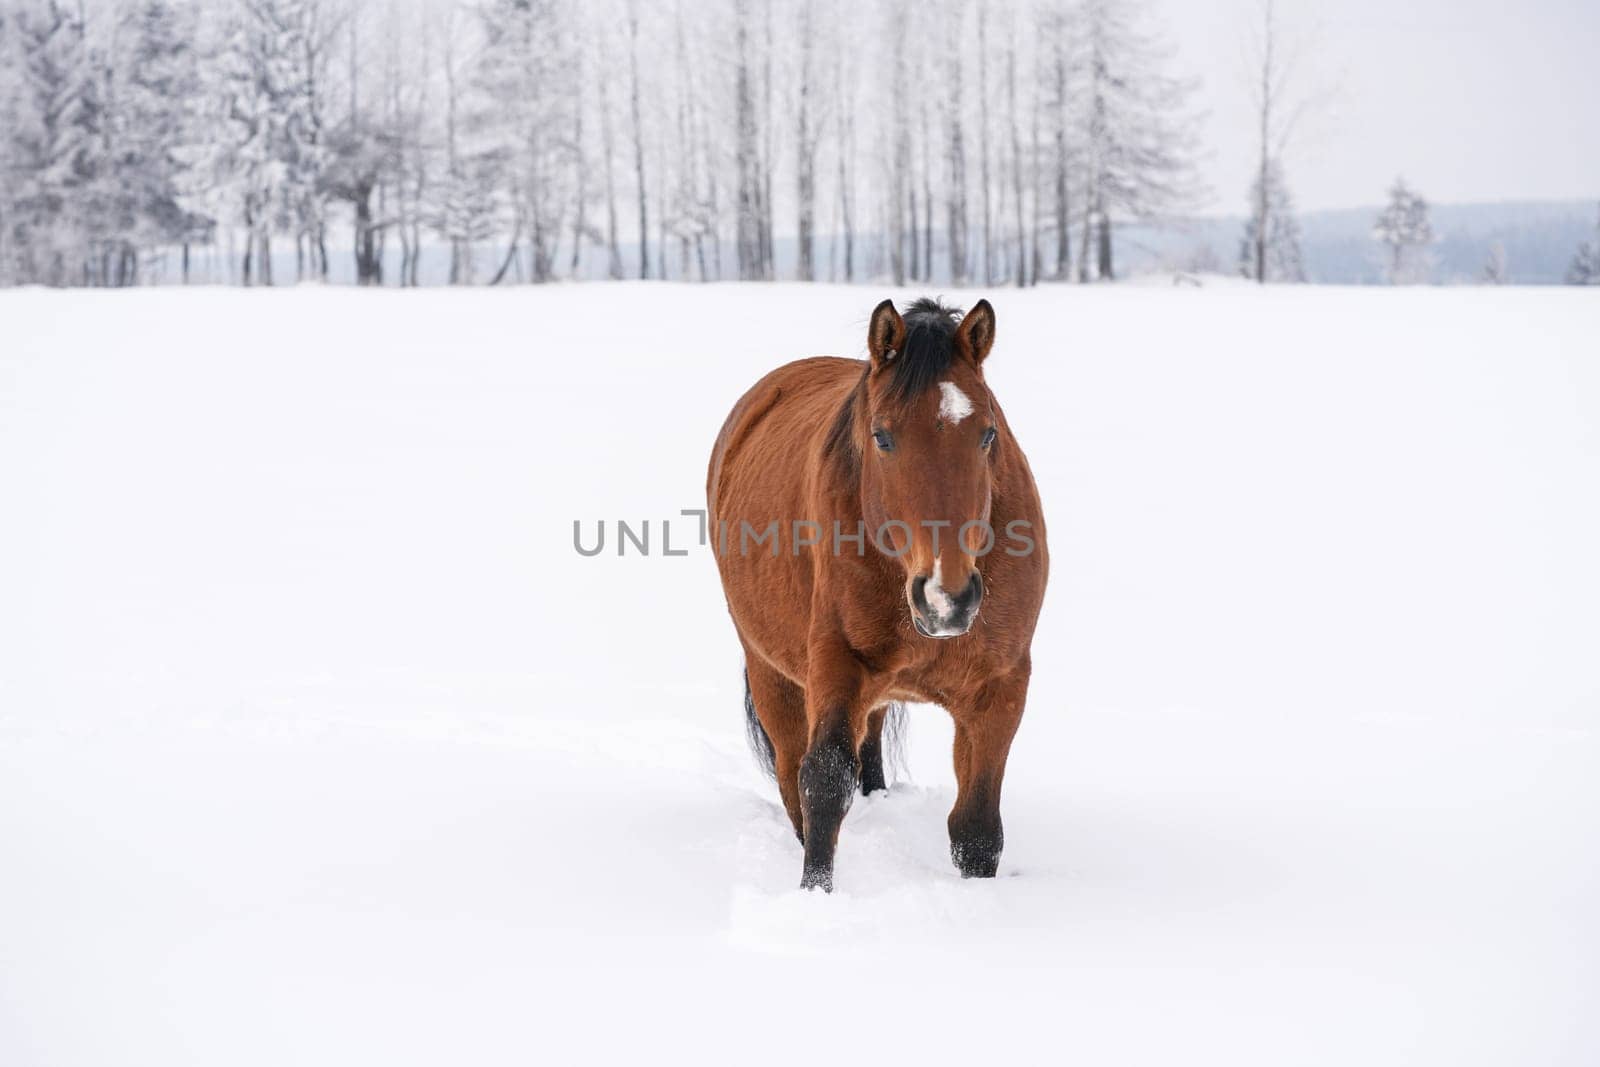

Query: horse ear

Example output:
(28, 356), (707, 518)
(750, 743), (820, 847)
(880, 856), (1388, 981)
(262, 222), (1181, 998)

(867, 299), (905, 370)
(958, 299), (996, 364)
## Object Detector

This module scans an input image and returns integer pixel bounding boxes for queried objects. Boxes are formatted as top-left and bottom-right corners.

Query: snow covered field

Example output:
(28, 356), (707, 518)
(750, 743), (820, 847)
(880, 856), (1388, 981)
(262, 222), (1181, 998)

(2, 282), (1596, 1065)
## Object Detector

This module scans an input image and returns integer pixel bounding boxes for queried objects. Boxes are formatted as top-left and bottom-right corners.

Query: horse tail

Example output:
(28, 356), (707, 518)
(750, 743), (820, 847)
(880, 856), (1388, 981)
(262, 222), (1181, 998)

(742, 666), (777, 779)
(882, 701), (911, 785)
(743, 669), (909, 785)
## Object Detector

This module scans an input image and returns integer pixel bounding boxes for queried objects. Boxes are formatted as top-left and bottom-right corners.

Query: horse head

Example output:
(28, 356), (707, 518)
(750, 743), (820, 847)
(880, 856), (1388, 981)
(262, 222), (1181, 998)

(858, 297), (999, 639)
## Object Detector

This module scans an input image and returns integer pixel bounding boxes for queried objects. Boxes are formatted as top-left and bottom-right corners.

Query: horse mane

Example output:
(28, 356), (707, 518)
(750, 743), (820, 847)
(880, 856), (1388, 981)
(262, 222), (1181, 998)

(823, 297), (964, 477)
(887, 297), (962, 403)
(822, 378), (864, 475)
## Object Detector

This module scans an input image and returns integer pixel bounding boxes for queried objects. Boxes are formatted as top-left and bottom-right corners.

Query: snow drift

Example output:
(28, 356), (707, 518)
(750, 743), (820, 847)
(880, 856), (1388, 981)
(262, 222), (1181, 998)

(1, 283), (1596, 1065)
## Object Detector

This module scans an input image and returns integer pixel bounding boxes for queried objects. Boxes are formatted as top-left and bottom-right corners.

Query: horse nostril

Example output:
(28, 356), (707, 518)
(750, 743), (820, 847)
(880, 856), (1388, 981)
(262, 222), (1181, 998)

(909, 575), (930, 614)
(960, 572), (984, 613)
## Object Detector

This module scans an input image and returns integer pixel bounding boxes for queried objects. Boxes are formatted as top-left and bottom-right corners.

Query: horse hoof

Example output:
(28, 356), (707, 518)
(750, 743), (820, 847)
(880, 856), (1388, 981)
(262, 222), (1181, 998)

(800, 868), (834, 893)
(951, 842), (1000, 879)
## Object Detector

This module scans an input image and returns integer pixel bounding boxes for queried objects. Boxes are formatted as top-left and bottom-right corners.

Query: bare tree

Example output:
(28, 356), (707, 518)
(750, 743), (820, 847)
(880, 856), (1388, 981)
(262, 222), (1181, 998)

(1242, 0), (1327, 283)
(1238, 158), (1304, 282)
(943, 0), (968, 285)
(1002, 3), (1030, 287)
(794, 0), (818, 281)
(1039, 0), (1073, 280)
(828, 0), (857, 282)
(733, 0), (759, 279)
(594, 15), (624, 280)
(626, 0), (648, 279)
(975, 0), (993, 284)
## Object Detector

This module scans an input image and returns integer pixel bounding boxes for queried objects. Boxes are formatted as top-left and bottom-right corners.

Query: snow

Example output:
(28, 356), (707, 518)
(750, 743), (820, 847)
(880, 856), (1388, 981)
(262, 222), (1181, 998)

(1, 282), (1597, 1065)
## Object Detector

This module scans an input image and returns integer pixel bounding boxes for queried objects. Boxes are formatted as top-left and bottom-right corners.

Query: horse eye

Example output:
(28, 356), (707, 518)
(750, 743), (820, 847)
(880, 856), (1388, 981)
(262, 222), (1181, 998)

(872, 429), (895, 452)
(981, 427), (997, 449)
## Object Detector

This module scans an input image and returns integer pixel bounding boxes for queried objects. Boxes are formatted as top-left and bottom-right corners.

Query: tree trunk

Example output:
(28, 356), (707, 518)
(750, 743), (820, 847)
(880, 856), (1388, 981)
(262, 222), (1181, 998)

(1254, 0), (1274, 283)
(489, 221), (523, 286)
(759, 0), (776, 280)
(1096, 208), (1113, 280)
(945, 15), (967, 286)
(977, 1), (993, 285)
(1077, 201), (1092, 282)
(795, 9), (815, 282)
(597, 40), (624, 280)
(920, 107), (934, 282)
(353, 186), (381, 286)
(839, 131), (855, 283)
(571, 48), (588, 277)
(626, 0), (649, 279)
(734, 3), (762, 281)
(1006, 26), (1026, 287)
(1053, 39), (1071, 279)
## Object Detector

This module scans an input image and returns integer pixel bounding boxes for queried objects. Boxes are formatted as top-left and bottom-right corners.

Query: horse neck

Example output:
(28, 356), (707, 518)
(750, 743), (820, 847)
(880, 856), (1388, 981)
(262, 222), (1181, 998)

(821, 377), (871, 524)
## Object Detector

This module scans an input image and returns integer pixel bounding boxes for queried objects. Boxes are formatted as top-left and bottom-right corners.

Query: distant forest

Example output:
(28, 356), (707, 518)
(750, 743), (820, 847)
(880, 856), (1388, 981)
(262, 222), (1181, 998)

(1126, 201), (1600, 286)
(2, 0), (1596, 288)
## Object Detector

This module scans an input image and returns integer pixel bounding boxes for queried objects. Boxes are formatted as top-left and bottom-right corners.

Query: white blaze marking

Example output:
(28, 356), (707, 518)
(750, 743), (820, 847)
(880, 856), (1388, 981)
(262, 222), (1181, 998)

(938, 381), (974, 425)
(925, 557), (956, 617)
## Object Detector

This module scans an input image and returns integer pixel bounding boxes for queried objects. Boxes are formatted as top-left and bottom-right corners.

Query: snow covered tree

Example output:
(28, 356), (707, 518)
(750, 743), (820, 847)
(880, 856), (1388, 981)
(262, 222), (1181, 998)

(825, 0), (860, 282)
(940, 1), (968, 286)
(1482, 240), (1508, 284)
(1565, 206), (1600, 285)
(8, 0), (103, 285)
(211, 3), (288, 285)
(430, 4), (496, 284)
(326, 0), (435, 288)
(657, 0), (727, 282)
(322, 102), (395, 286)
(592, 11), (625, 280)
(117, 0), (210, 281)
(733, 0), (772, 281)
(1373, 177), (1433, 284)
(0, 4), (24, 284)
(625, 0), (651, 279)
(1237, 158), (1305, 282)
(474, 0), (580, 284)
(0, 0), (1270, 289)
(1036, 0), (1074, 282)
(973, 0), (993, 283)
(1075, 0), (1202, 282)
(792, 0), (820, 281)
(999, 0), (1036, 288)
(278, 0), (338, 282)
(882, 0), (913, 285)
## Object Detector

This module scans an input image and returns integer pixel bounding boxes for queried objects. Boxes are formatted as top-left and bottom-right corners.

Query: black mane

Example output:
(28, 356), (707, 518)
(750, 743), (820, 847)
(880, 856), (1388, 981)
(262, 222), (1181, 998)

(887, 297), (962, 403)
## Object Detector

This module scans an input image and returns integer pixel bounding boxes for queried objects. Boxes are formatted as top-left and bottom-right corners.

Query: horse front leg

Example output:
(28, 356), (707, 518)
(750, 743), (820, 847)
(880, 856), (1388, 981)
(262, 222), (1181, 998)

(798, 646), (870, 892)
(948, 663), (1030, 878)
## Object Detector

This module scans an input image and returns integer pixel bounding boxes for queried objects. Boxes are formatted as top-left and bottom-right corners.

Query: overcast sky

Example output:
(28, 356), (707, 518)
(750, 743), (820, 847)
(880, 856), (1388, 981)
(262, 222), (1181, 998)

(1155, 0), (1599, 215)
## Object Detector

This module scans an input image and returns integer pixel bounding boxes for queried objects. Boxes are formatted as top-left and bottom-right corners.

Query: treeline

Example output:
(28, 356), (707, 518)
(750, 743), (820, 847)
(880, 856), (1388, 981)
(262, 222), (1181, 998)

(0, 0), (1205, 288)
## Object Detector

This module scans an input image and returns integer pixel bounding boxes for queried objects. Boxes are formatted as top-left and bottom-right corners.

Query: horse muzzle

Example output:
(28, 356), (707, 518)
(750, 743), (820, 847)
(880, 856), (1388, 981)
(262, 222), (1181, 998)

(909, 569), (983, 639)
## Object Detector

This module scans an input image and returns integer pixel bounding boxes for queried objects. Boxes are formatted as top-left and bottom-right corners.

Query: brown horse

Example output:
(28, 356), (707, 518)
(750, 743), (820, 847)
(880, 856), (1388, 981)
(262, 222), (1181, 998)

(707, 297), (1048, 891)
